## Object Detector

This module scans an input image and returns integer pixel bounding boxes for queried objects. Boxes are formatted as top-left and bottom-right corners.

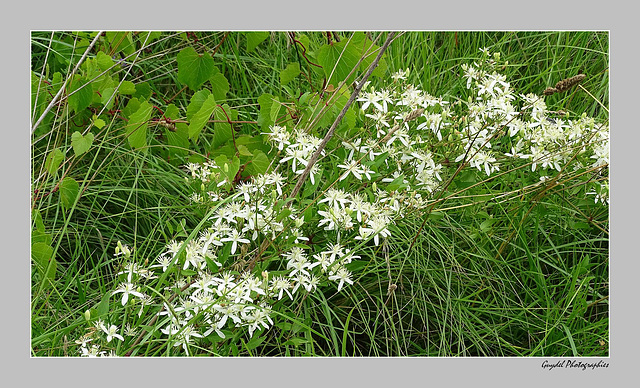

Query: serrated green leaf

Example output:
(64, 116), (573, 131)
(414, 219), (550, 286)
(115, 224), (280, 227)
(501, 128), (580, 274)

(212, 104), (234, 148)
(106, 32), (135, 56)
(177, 47), (216, 91)
(100, 87), (116, 110)
(317, 40), (361, 87)
(32, 242), (57, 290)
(127, 101), (153, 149)
(166, 122), (190, 157)
(280, 62), (301, 85)
(245, 32), (269, 53)
(96, 292), (110, 316)
(164, 104), (180, 120)
(59, 177), (79, 208)
(246, 150), (270, 176)
(32, 209), (45, 232)
(45, 149), (65, 175)
(31, 242), (53, 272)
(351, 32), (388, 78)
(257, 93), (276, 129)
(68, 77), (93, 114)
(71, 131), (94, 156)
(137, 31), (162, 45)
(132, 81), (152, 100)
(186, 89), (212, 120)
(237, 145), (253, 157)
(119, 80), (136, 95)
(209, 71), (229, 101)
(188, 93), (216, 141)
(31, 229), (52, 247)
(269, 96), (281, 123)
(96, 51), (114, 71)
(92, 117), (105, 129)
(122, 97), (141, 118)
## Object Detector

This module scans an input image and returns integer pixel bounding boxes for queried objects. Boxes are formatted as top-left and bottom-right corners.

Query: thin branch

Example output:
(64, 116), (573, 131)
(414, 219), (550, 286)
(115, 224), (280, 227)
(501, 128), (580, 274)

(31, 31), (104, 135)
(288, 32), (397, 200)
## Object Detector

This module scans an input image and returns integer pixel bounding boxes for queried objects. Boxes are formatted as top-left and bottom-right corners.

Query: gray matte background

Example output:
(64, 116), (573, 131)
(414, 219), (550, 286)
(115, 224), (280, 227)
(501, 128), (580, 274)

(11, 1), (633, 386)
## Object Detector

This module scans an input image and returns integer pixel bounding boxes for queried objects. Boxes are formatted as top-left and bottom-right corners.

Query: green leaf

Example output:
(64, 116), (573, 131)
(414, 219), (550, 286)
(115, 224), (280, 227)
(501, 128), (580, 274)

(96, 51), (114, 71)
(479, 218), (496, 232)
(31, 242), (56, 289)
(188, 93), (216, 141)
(237, 145), (253, 157)
(269, 97), (281, 124)
(96, 292), (110, 317)
(122, 97), (141, 118)
(317, 40), (361, 87)
(92, 117), (105, 129)
(282, 337), (310, 346)
(137, 31), (162, 45)
(209, 69), (229, 101)
(245, 334), (266, 350)
(100, 87), (116, 110)
(165, 104), (180, 120)
(71, 131), (94, 156)
(59, 177), (79, 208)
(386, 174), (408, 192)
(119, 80), (136, 95)
(105, 32), (135, 56)
(351, 32), (388, 78)
(31, 229), (52, 247)
(215, 155), (240, 189)
(245, 32), (269, 53)
(31, 242), (53, 272)
(132, 81), (152, 100)
(165, 104), (190, 157)
(186, 89), (211, 120)
(212, 104), (234, 148)
(280, 62), (301, 86)
(68, 77), (93, 114)
(257, 93), (278, 130)
(177, 47), (216, 91)
(45, 149), (65, 175)
(127, 101), (153, 149)
(32, 209), (45, 232)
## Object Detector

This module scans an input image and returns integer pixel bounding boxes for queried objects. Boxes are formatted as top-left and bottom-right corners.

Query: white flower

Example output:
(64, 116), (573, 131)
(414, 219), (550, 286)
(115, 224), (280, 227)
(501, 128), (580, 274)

(111, 282), (145, 306)
(357, 90), (382, 111)
(100, 323), (124, 343)
(391, 68), (409, 81)
(337, 159), (364, 181)
(150, 254), (176, 272)
(328, 267), (353, 292)
(280, 146), (308, 173)
(318, 188), (351, 209)
(269, 276), (293, 300)
(221, 229), (250, 255)
(173, 324), (203, 356)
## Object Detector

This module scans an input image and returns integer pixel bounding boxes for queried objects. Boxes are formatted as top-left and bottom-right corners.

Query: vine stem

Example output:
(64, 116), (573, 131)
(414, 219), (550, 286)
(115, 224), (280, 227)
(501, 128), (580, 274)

(31, 31), (105, 135)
